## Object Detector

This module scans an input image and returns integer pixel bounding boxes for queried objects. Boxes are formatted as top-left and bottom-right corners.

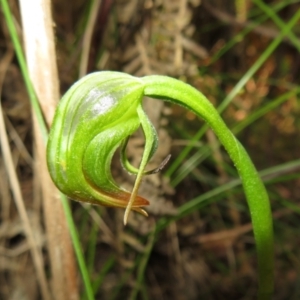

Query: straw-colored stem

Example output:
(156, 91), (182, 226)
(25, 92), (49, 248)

(18, 0), (78, 299)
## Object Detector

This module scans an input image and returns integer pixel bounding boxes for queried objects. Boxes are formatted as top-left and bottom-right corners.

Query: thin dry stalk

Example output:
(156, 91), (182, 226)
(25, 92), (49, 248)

(174, 0), (187, 70)
(18, 0), (78, 299)
(79, 0), (102, 77)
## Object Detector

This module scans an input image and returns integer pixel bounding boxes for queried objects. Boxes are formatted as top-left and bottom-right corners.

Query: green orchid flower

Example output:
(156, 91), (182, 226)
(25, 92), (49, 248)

(47, 71), (274, 298)
(47, 72), (154, 221)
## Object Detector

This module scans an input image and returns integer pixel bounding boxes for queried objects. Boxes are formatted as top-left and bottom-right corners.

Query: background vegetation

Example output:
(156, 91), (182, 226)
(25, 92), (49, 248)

(0, 0), (300, 299)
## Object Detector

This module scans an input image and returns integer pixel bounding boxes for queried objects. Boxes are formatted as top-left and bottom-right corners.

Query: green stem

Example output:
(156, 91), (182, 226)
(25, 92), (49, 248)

(60, 197), (94, 300)
(0, 0), (47, 141)
(142, 76), (274, 299)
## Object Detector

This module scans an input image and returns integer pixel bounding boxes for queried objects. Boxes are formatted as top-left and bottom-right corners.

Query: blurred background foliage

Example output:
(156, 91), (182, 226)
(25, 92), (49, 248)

(0, 0), (300, 299)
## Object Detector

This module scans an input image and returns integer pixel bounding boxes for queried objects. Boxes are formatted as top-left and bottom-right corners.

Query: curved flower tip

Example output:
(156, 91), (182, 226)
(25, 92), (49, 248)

(118, 192), (149, 223)
(111, 191), (149, 209)
(103, 191), (149, 224)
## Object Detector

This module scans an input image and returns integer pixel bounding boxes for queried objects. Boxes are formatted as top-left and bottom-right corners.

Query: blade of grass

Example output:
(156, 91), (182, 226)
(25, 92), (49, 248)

(209, 0), (300, 64)
(0, 0), (47, 140)
(276, 196), (300, 215)
(218, 8), (300, 112)
(79, 0), (102, 77)
(129, 226), (156, 300)
(253, 0), (300, 52)
(92, 255), (115, 295)
(87, 222), (99, 274)
(232, 87), (300, 134)
(109, 267), (134, 300)
(171, 144), (211, 187)
(60, 197), (95, 300)
(166, 6), (300, 178)
(158, 158), (300, 232)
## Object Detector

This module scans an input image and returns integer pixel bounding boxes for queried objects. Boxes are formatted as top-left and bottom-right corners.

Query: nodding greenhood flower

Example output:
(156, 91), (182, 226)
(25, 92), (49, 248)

(47, 71), (274, 297)
(47, 72), (161, 224)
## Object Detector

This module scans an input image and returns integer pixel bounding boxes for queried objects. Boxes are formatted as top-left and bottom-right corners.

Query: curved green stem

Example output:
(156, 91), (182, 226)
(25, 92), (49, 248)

(142, 75), (274, 299)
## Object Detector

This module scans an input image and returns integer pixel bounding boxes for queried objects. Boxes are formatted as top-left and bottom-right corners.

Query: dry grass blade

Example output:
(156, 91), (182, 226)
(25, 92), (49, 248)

(4, 114), (33, 166)
(79, 0), (102, 77)
(0, 49), (51, 300)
